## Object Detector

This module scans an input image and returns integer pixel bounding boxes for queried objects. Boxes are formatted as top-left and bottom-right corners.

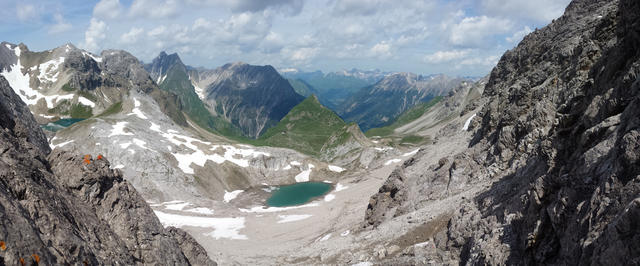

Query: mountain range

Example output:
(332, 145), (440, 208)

(340, 73), (467, 131)
(145, 52), (304, 139)
(1, 0), (638, 264)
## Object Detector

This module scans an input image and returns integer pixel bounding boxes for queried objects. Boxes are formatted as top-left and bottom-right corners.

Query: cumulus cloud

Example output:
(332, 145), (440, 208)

(81, 18), (107, 52)
(229, 0), (303, 15)
(260, 31), (285, 53)
(120, 27), (144, 44)
(506, 26), (532, 43)
(93, 0), (122, 19)
(187, 0), (303, 15)
(424, 50), (470, 63)
(333, 0), (382, 16)
(459, 55), (501, 67)
(481, 0), (571, 23)
(285, 47), (318, 63)
(369, 41), (392, 59)
(59, 0), (570, 76)
(129, 0), (181, 19)
(16, 4), (38, 21)
(449, 16), (513, 47)
(48, 13), (72, 34)
(148, 25), (167, 37)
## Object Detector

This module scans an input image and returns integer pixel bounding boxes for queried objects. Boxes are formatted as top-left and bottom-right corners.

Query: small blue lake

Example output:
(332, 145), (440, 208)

(41, 118), (85, 132)
(266, 182), (332, 207)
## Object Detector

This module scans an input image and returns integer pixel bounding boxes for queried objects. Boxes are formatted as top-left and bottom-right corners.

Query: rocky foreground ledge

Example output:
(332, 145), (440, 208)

(0, 75), (215, 264)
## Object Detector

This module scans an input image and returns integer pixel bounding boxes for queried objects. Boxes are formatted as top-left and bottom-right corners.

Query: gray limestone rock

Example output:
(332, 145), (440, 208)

(366, 0), (640, 264)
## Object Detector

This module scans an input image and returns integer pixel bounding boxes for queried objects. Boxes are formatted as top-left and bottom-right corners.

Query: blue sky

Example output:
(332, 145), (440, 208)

(0, 0), (571, 76)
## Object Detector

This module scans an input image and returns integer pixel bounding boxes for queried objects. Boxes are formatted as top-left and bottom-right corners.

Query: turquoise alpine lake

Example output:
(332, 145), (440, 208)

(266, 182), (332, 207)
(41, 118), (85, 132)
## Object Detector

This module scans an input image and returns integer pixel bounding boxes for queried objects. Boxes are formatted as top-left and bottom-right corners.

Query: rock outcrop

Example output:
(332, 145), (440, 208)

(0, 75), (215, 265)
(366, 0), (640, 264)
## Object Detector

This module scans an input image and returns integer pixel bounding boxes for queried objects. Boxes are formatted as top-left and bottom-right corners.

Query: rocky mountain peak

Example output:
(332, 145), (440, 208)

(223, 61), (249, 70)
(145, 51), (186, 84)
(376, 72), (417, 90)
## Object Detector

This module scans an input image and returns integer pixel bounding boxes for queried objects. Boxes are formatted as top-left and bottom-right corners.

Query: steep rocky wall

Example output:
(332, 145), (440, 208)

(366, 0), (640, 264)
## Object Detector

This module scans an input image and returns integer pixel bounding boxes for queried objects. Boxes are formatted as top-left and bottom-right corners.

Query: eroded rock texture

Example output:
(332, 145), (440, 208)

(367, 0), (640, 264)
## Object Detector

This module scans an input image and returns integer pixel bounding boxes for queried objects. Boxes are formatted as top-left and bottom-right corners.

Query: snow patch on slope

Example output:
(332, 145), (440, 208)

(462, 113), (477, 131)
(109, 122), (134, 137)
(295, 164), (315, 182)
(78, 96), (95, 107)
(239, 203), (319, 213)
(328, 165), (345, 173)
(402, 149), (419, 157)
(36, 57), (65, 83)
(277, 214), (312, 223)
(154, 211), (247, 240)
(129, 98), (148, 119)
(224, 190), (243, 203)
(384, 159), (402, 165)
(190, 75), (206, 100)
(82, 51), (102, 63)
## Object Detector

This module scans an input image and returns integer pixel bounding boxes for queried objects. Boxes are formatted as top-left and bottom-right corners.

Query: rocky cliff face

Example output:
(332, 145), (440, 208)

(145, 52), (240, 136)
(197, 62), (305, 138)
(340, 73), (465, 131)
(366, 0), (640, 264)
(0, 76), (215, 265)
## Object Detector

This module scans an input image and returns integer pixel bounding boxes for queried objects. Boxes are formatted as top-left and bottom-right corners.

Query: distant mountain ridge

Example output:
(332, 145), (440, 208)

(339, 73), (468, 131)
(280, 68), (390, 110)
(147, 53), (304, 138)
(0, 42), (186, 126)
(144, 52), (241, 136)
(257, 95), (368, 160)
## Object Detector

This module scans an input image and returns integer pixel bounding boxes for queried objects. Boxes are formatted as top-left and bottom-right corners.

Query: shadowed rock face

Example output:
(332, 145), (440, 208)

(0, 75), (215, 265)
(366, 0), (640, 264)
(202, 62), (305, 138)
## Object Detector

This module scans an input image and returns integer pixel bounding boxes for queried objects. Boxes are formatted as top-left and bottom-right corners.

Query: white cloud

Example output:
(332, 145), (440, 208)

(506, 26), (532, 43)
(192, 18), (211, 30)
(229, 0), (303, 15)
(48, 13), (72, 34)
(16, 4), (38, 22)
(120, 27), (144, 44)
(94, 0), (122, 19)
(459, 55), (501, 67)
(424, 50), (470, 63)
(333, 0), (382, 16)
(481, 0), (571, 23)
(148, 26), (167, 37)
(369, 41), (392, 59)
(129, 0), (180, 19)
(81, 18), (107, 52)
(67, 0), (570, 76)
(449, 16), (513, 47)
(187, 0), (303, 15)
(286, 47), (318, 63)
(260, 31), (285, 53)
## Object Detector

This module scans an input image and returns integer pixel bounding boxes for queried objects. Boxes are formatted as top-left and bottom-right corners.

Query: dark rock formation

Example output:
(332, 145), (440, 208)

(202, 62), (304, 138)
(367, 0), (640, 264)
(0, 75), (215, 265)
